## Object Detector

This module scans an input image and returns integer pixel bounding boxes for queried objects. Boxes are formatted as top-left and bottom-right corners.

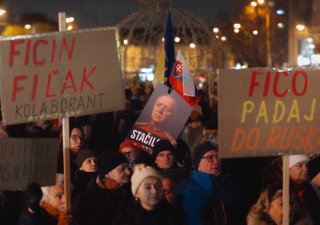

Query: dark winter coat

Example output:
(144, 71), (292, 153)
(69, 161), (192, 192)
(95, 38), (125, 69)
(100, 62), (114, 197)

(303, 181), (320, 225)
(76, 182), (131, 225)
(18, 207), (57, 225)
(112, 199), (185, 225)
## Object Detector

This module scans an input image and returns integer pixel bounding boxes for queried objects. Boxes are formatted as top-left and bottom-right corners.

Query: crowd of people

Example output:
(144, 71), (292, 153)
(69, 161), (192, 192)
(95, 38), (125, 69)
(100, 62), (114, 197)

(0, 85), (319, 225)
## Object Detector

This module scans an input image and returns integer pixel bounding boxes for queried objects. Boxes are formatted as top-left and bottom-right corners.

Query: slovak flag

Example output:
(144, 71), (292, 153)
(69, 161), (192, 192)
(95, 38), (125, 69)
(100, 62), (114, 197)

(169, 50), (199, 107)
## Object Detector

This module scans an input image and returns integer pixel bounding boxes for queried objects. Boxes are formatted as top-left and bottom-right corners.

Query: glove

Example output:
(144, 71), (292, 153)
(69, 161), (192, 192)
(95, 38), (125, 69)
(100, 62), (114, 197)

(26, 182), (43, 212)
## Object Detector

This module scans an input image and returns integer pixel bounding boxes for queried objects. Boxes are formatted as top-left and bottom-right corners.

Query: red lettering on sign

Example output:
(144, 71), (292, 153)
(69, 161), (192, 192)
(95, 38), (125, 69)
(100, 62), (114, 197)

(25, 40), (31, 66)
(33, 39), (48, 66)
(249, 70), (308, 97)
(46, 70), (58, 97)
(12, 75), (27, 101)
(80, 66), (96, 91)
(292, 70), (308, 96)
(59, 37), (76, 61)
(31, 74), (38, 100)
(9, 37), (76, 68)
(61, 69), (77, 93)
(248, 69), (263, 97)
(9, 40), (25, 68)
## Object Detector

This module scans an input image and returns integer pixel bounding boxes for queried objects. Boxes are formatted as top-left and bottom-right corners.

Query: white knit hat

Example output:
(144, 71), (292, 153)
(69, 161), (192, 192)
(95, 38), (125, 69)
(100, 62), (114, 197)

(131, 164), (162, 196)
(288, 154), (310, 168)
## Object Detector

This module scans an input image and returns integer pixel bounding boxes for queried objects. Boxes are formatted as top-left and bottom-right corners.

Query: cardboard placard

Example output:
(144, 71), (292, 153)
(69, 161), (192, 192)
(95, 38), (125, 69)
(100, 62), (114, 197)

(0, 138), (59, 190)
(0, 27), (125, 125)
(219, 68), (320, 158)
(126, 84), (193, 154)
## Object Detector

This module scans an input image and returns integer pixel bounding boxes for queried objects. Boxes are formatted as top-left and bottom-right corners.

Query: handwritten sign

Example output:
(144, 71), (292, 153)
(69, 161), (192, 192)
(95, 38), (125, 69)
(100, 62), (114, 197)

(0, 138), (59, 191)
(0, 27), (125, 125)
(219, 68), (320, 158)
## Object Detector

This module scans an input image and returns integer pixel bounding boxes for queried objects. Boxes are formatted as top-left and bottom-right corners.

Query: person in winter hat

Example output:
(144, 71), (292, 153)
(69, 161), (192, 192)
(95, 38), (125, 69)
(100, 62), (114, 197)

(152, 139), (176, 170)
(76, 150), (131, 225)
(173, 141), (241, 225)
(112, 164), (184, 225)
(76, 148), (97, 172)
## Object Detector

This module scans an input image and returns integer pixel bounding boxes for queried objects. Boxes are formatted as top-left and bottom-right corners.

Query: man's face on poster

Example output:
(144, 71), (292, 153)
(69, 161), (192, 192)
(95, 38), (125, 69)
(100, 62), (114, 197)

(151, 95), (176, 124)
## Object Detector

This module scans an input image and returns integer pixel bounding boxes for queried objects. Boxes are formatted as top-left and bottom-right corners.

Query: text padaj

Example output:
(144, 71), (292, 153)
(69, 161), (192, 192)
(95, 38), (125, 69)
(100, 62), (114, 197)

(219, 68), (320, 158)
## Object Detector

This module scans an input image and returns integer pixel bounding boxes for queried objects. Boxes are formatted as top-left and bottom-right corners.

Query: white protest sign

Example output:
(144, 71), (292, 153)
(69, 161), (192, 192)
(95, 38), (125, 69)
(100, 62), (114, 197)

(0, 27), (125, 125)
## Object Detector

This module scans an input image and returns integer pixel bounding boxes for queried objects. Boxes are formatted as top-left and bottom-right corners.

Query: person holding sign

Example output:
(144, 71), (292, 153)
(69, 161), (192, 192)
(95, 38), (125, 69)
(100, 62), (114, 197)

(56, 125), (86, 183)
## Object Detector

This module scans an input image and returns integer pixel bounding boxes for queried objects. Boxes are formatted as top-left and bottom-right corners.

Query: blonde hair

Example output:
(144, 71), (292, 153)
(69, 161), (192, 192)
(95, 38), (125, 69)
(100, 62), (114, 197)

(247, 184), (283, 224)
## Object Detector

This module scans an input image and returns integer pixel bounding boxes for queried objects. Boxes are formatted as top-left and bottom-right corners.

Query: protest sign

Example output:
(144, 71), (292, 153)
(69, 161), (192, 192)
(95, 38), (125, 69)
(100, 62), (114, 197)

(0, 138), (59, 191)
(126, 84), (193, 154)
(219, 68), (320, 158)
(0, 27), (125, 125)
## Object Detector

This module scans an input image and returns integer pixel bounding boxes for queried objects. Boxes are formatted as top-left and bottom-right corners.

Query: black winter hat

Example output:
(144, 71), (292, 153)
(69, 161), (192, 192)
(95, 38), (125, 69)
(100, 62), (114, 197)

(76, 148), (96, 168)
(192, 141), (218, 170)
(152, 139), (175, 162)
(26, 182), (42, 212)
(308, 157), (320, 180)
(97, 151), (128, 176)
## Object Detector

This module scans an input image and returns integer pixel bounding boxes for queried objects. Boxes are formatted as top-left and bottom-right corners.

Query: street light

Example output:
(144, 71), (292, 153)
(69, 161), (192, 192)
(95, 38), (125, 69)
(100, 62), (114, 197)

(0, 9), (6, 16)
(234, 23), (241, 29)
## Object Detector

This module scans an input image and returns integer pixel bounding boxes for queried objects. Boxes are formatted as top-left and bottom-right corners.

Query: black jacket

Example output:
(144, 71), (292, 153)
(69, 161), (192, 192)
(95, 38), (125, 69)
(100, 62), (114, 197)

(18, 207), (57, 225)
(76, 182), (131, 225)
(303, 182), (320, 225)
(112, 199), (186, 225)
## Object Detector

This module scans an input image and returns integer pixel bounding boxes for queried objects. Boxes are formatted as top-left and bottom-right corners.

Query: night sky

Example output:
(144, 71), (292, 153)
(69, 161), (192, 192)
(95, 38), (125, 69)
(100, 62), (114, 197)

(2, 0), (235, 28)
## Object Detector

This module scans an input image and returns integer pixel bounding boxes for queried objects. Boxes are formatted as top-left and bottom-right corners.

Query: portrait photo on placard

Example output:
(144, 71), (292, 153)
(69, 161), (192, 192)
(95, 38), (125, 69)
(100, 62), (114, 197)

(126, 83), (193, 153)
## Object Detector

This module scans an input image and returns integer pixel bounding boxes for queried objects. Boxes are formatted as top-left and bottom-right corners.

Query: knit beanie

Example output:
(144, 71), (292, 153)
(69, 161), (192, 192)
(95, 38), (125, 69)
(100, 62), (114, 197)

(119, 140), (138, 153)
(131, 164), (162, 196)
(308, 157), (320, 180)
(152, 139), (175, 162)
(96, 151), (128, 176)
(76, 148), (96, 168)
(192, 141), (218, 170)
(288, 154), (310, 168)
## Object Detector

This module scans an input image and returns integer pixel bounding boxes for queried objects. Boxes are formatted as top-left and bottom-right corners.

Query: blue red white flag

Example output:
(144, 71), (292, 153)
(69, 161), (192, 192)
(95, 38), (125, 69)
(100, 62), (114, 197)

(169, 50), (199, 107)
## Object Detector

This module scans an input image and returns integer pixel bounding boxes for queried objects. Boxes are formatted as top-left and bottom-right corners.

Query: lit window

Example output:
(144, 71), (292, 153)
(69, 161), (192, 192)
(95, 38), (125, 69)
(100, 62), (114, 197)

(276, 9), (285, 15)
